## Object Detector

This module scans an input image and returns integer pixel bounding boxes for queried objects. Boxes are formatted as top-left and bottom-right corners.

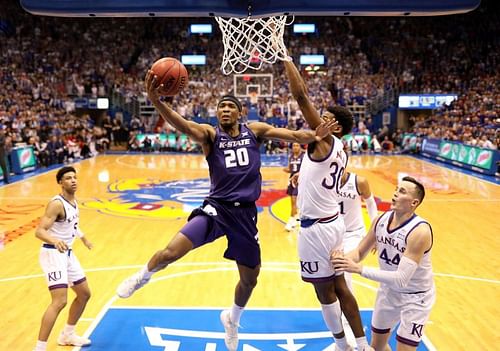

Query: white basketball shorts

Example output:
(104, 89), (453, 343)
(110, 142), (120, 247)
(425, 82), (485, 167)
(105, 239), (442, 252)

(371, 284), (436, 347)
(39, 244), (86, 290)
(298, 216), (346, 282)
(343, 227), (365, 252)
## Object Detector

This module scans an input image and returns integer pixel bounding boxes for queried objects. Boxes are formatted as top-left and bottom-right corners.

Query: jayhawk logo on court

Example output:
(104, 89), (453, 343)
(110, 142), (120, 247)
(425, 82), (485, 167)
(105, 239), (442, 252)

(81, 178), (284, 220)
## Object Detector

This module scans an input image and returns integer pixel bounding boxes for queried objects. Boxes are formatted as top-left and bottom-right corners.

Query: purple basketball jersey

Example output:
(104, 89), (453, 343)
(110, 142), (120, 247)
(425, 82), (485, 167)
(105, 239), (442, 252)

(207, 124), (262, 202)
(289, 152), (304, 176)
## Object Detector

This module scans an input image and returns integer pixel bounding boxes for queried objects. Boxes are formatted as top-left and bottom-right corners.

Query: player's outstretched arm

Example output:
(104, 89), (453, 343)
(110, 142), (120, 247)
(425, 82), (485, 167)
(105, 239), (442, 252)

(251, 118), (337, 144)
(145, 70), (214, 144)
(35, 200), (68, 253)
(283, 60), (323, 130)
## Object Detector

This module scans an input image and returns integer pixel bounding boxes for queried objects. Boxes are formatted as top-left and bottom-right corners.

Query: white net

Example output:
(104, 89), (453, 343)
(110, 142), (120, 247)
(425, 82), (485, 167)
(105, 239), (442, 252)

(215, 16), (294, 75)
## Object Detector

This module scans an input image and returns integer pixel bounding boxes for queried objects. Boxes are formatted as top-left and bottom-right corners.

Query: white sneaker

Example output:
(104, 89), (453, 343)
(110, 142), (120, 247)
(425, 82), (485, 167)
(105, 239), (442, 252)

(220, 310), (239, 351)
(334, 345), (354, 351)
(116, 271), (150, 298)
(57, 332), (91, 346)
(359, 346), (375, 351)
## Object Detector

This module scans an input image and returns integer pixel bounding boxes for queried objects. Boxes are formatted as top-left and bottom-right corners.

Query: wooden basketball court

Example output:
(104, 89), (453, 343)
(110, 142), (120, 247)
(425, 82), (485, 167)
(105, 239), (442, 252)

(0, 154), (498, 350)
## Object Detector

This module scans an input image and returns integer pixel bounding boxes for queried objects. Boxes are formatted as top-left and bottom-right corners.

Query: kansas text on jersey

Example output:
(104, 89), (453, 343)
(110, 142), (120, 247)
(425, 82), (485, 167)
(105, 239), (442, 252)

(374, 211), (434, 293)
(48, 194), (79, 247)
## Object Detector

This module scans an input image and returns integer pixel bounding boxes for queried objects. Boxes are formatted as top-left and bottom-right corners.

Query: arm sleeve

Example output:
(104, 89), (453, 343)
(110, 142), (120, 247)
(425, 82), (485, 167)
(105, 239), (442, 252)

(360, 255), (418, 289)
(364, 195), (378, 222)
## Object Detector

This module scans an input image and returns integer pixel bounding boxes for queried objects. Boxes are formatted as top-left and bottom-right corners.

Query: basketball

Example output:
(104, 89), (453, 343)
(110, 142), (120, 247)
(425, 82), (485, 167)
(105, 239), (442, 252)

(150, 57), (188, 96)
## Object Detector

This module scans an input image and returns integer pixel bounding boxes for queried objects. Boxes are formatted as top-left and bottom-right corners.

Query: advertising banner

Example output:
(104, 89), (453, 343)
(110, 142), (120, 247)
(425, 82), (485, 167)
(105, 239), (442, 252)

(425, 138), (499, 175)
(439, 141), (453, 159)
(17, 147), (36, 169)
(10, 146), (36, 174)
(136, 133), (168, 147)
(421, 138), (441, 157)
(474, 149), (494, 169)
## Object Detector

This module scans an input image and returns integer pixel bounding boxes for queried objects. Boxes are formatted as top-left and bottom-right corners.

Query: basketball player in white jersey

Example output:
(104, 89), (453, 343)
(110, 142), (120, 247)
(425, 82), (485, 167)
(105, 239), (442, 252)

(33, 166), (93, 351)
(337, 171), (378, 292)
(284, 59), (373, 351)
(332, 176), (435, 351)
(336, 171), (378, 345)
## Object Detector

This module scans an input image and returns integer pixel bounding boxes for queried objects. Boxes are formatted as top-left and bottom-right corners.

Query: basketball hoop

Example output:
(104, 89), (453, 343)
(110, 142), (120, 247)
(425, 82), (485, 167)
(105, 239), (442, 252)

(215, 16), (294, 75)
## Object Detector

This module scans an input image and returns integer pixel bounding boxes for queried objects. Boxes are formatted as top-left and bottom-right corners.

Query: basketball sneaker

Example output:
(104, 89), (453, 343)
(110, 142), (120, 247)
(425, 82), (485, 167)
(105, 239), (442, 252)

(334, 345), (354, 351)
(116, 271), (150, 298)
(220, 310), (239, 351)
(57, 332), (91, 346)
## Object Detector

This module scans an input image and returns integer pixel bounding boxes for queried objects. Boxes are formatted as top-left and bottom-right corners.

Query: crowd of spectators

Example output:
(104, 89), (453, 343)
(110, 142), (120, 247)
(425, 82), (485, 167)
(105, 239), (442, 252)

(0, 0), (497, 175)
(411, 76), (498, 149)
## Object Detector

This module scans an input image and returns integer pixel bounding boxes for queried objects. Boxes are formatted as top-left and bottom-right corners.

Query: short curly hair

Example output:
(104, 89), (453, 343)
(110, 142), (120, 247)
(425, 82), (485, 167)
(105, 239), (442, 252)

(56, 166), (76, 183)
(327, 106), (353, 136)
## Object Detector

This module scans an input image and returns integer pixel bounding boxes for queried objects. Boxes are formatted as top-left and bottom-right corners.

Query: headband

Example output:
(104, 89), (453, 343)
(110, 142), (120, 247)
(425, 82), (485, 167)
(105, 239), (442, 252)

(218, 95), (242, 112)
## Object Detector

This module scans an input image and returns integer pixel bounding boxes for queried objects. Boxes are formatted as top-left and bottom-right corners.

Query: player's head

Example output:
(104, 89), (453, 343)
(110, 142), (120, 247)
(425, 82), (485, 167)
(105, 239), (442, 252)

(322, 106), (353, 137)
(291, 142), (301, 154)
(217, 95), (242, 128)
(56, 166), (77, 194)
(391, 176), (425, 212)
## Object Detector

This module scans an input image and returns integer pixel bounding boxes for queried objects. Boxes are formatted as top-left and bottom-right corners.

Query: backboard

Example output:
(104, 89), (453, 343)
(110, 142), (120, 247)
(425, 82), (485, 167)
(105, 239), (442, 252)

(20, 0), (481, 17)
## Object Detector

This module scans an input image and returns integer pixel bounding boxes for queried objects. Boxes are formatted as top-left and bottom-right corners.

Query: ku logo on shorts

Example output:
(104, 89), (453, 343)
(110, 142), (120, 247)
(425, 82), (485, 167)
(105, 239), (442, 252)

(411, 323), (424, 338)
(300, 261), (320, 275)
(47, 271), (63, 282)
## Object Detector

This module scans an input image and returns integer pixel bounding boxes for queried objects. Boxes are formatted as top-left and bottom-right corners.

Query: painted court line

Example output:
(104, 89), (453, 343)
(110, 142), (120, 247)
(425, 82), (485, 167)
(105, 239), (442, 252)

(1, 262), (499, 284)
(70, 266), (437, 351)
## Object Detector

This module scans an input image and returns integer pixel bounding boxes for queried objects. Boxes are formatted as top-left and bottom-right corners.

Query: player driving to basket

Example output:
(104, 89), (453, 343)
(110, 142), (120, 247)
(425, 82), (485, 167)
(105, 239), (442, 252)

(117, 68), (338, 351)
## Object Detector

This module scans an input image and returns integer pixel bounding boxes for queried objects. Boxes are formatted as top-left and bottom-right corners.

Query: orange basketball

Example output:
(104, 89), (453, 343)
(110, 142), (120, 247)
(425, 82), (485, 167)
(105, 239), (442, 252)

(150, 57), (188, 96)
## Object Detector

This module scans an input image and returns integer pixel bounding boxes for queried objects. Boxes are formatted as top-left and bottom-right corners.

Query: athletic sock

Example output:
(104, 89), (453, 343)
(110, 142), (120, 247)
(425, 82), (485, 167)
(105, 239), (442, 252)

(34, 340), (47, 351)
(356, 336), (369, 347)
(141, 265), (154, 280)
(63, 324), (75, 335)
(230, 303), (244, 325)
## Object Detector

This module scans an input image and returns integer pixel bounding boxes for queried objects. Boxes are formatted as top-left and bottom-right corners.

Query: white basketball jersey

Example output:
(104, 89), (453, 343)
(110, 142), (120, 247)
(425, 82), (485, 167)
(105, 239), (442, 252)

(298, 137), (347, 219)
(48, 195), (79, 247)
(337, 173), (365, 232)
(374, 211), (434, 293)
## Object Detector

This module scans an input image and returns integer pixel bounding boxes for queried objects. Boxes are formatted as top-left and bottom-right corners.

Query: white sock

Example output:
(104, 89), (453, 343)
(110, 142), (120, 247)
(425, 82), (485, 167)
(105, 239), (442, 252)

(321, 300), (343, 334)
(141, 265), (154, 280)
(335, 337), (349, 350)
(321, 301), (349, 349)
(356, 336), (369, 347)
(63, 324), (75, 335)
(230, 303), (244, 325)
(34, 340), (47, 351)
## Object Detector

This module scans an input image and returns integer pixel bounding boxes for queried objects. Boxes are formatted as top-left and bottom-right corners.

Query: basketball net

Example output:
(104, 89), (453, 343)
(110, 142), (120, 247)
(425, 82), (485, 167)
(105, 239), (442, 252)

(215, 16), (293, 75)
